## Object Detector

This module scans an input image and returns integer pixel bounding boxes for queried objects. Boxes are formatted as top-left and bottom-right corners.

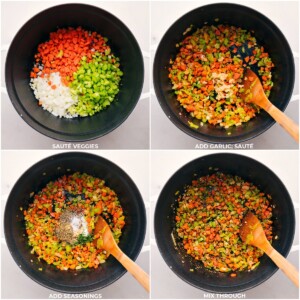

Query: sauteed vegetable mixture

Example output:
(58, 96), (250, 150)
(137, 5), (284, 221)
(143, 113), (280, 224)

(24, 173), (125, 270)
(175, 172), (273, 273)
(169, 25), (274, 128)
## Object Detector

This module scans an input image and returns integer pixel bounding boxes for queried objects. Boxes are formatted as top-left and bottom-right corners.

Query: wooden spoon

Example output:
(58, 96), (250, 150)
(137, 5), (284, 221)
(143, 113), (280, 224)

(240, 212), (299, 287)
(94, 216), (150, 292)
(241, 69), (299, 142)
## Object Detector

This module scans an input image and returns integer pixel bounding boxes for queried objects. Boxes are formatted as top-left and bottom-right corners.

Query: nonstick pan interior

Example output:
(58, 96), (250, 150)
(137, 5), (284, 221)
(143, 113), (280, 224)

(5, 4), (144, 141)
(153, 3), (295, 143)
(154, 153), (295, 293)
(4, 152), (146, 293)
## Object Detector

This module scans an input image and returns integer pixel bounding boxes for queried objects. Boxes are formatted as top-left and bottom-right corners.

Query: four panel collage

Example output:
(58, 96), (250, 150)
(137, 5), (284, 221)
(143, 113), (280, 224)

(1, 1), (299, 299)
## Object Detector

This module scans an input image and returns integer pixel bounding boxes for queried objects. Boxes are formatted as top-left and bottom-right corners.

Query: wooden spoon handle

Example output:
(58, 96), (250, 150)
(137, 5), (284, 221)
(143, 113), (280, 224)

(111, 247), (150, 293)
(266, 246), (299, 287)
(265, 103), (299, 142)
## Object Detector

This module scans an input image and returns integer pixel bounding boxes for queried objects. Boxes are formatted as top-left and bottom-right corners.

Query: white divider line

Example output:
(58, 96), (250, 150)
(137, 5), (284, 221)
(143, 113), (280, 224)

(150, 238), (156, 246)
(140, 92), (151, 100)
(141, 245), (150, 253)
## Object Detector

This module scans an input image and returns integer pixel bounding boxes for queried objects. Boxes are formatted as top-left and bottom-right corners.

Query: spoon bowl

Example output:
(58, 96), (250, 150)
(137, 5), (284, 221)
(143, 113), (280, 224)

(94, 216), (116, 252)
(240, 212), (299, 287)
(94, 216), (150, 292)
(241, 69), (299, 142)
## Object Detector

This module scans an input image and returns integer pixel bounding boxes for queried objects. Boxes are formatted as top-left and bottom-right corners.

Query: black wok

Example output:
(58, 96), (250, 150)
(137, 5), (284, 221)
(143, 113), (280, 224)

(154, 153), (295, 293)
(5, 3), (144, 141)
(4, 152), (146, 293)
(153, 3), (295, 143)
